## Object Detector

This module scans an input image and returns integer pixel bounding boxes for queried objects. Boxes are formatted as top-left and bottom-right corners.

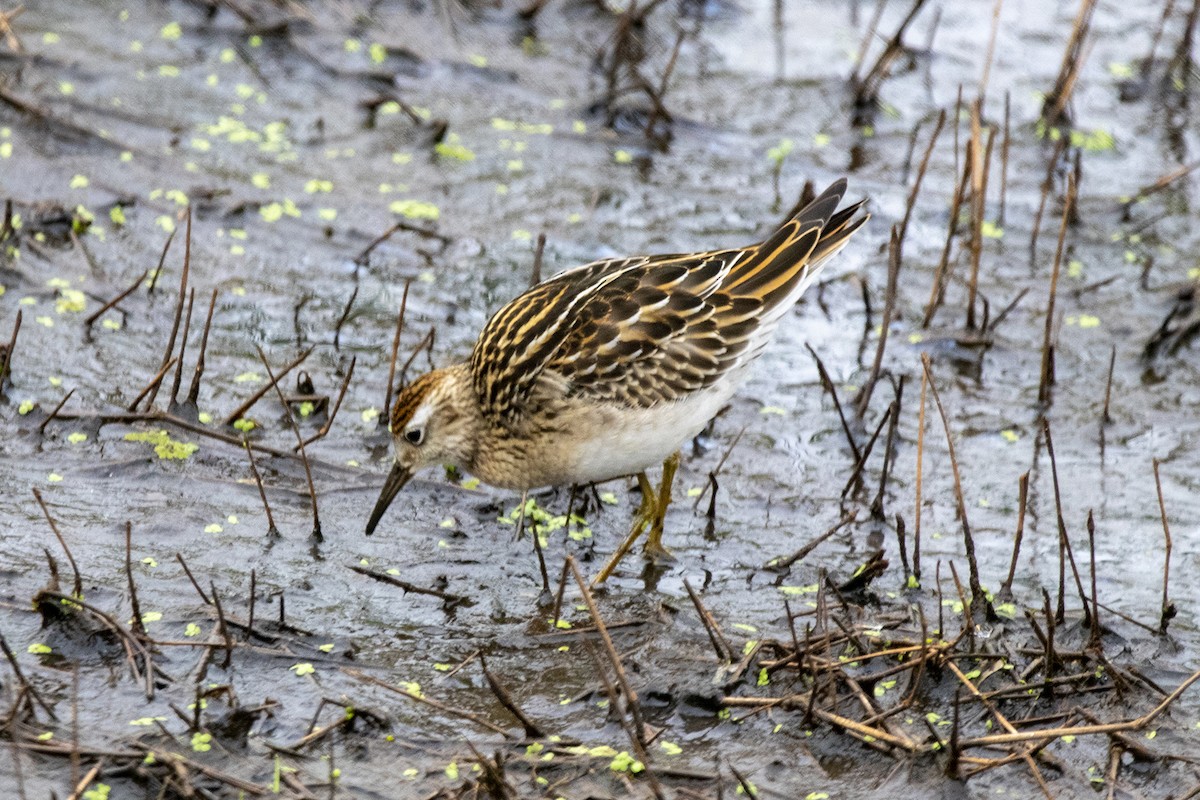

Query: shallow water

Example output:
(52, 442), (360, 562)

(2, 0), (1200, 797)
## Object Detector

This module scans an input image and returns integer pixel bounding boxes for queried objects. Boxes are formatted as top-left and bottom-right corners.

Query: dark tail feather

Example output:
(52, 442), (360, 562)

(721, 180), (864, 302)
(806, 199), (869, 268)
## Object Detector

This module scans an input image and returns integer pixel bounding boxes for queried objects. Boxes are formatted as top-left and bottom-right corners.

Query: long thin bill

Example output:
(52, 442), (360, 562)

(365, 462), (412, 535)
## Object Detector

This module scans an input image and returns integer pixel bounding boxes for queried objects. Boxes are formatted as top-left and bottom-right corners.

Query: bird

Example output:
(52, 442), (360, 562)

(366, 179), (868, 582)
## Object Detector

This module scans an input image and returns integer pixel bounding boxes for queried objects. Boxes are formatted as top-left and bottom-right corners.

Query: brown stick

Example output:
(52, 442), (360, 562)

(0, 4), (25, 54)
(479, 654), (546, 738)
(957, 667), (1200, 748)
(683, 578), (735, 662)
(353, 220), (449, 266)
(0, 85), (129, 150)
(169, 287), (196, 407)
(1042, 417), (1091, 626)
(124, 521), (146, 638)
(768, 510), (858, 571)
(125, 357), (179, 413)
(1028, 136), (1068, 260)
(1038, 173), (1075, 405)
(1000, 472), (1029, 597)
(999, 91), (1011, 225)
(921, 355), (989, 616)
(56, 407), (354, 467)
(186, 289), (218, 406)
(220, 346), (313, 427)
(806, 344), (862, 464)
(382, 280), (411, 421)
(642, 29), (685, 146)
(1085, 510), (1101, 651)
(840, 404), (894, 501)
(297, 356), (355, 449)
(912, 357), (928, 582)
(1122, 160), (1200, 216)
(0, 633), (57, 718)
(946, 660), (1054, 798)
(332, 286), (357, 352)
(853, 0), (930, 109)
(347, 563), (468, 604)
(567, 556), (665, 799)
(32, 488), (83, 597)
(210, 582), (234, 669)
(966, 115), (996, 331)
(530, 233), (547, 287)
(977, 0), (1006, 105)
(0, 309), (22, 392)
(344, 667), (514, 737)
(174, 553), (213, 605)
(244, 436), (279, 537)
(145, 228), (176, 294)
(856, 226), (901, 418)
(257, 347), (321, 539)
(145, 209), (191, 410)
(247, 568), (256, 638)
(397, 325), (435, 386)
(897, 109), (946, 256)
(871, 379), (904, 519)
(1042, 0), (1099, 124)
(922, 152), (972, 328)
(1152, 458), (1175, 634)
(37, 591), (155, 695)
(37, 388), (76, 435)
(65, 760), (104, 800)
(84, 270), (148, 328)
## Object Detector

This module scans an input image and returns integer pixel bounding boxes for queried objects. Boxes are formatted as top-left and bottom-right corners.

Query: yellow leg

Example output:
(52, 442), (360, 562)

(643, 451), (679, 561)
(592, 453), (680, 585)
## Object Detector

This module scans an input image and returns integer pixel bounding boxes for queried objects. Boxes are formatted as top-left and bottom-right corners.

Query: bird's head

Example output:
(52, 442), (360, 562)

(365, 366), (479, 535)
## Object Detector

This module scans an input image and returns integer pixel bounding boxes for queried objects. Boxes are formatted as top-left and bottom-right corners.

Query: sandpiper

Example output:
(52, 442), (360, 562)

(366, 179), (868, 581)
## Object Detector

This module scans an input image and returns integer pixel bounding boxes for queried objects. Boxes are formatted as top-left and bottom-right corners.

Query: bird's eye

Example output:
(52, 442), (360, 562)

(403, 426), (425, 446)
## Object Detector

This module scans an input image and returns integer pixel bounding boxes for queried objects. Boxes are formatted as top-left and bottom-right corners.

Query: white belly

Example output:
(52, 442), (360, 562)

(565, 381), (739, 483)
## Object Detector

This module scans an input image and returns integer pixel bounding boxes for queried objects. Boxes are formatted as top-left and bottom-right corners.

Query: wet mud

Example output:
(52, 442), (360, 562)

(3, 0), (1200, 797)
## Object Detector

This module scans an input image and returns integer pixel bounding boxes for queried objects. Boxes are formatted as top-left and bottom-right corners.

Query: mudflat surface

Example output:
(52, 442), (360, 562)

(2, 0), (1200, 797)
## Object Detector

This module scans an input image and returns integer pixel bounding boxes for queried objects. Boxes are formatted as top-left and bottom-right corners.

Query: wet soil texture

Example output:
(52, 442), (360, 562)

(3, 0), (1200, 798)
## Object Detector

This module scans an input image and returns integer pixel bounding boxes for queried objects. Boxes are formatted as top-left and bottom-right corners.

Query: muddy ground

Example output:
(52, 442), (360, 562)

(3, 0), (1200, 797)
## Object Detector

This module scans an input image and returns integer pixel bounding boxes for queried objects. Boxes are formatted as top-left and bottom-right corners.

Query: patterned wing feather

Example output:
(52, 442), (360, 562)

(470, 180), (867, 418)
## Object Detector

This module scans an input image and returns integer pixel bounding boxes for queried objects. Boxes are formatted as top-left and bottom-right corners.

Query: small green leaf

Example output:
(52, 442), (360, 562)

(609, 751), (644, 773)
(388, 200), (439, 220)
(82, 784), (111, 800)
(767, 138), (793, 164)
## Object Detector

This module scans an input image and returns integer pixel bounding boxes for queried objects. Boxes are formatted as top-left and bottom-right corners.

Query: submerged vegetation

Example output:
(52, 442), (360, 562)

(2, 0), (1200, 797)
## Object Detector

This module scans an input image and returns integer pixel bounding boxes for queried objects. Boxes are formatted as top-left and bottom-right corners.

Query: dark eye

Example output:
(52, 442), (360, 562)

(404, 427), (425, 446)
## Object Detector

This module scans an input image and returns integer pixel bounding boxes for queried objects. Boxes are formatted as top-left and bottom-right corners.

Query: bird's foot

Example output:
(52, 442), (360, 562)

(592, 452), (681, 584)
